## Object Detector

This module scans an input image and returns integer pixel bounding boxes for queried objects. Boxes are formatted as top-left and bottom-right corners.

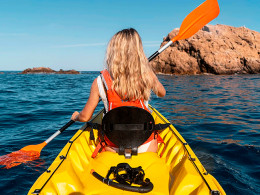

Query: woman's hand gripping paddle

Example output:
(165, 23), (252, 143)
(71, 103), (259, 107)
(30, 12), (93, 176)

(0, 120), (74, 169)
(148, 0), (220, 61)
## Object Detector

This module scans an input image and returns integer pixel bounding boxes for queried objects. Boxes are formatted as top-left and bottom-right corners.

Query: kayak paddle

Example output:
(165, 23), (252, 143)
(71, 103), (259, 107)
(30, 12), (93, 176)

(148, 0), (220, 61)
(0, 120), (74, 169)
(0, 0), (220, 169)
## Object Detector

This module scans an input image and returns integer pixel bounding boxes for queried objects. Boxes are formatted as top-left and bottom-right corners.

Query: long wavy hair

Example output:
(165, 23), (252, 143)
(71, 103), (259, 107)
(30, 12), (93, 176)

(106, 28), (154, 101)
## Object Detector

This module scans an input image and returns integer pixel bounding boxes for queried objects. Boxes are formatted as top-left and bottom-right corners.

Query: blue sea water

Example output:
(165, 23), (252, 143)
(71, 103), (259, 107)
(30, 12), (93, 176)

(0, 71), (259, 195)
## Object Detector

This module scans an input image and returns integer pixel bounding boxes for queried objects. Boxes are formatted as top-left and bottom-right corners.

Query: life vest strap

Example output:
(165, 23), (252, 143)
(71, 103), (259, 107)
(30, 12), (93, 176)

(86, 122), (102, 131)
(91, 141), (106, 158)
(153, 123), (171, 131)
(100, 69), (112, 90)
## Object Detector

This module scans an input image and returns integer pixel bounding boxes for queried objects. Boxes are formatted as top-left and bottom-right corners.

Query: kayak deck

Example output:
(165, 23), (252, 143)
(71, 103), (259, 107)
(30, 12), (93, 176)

(28, 105), (225, 194)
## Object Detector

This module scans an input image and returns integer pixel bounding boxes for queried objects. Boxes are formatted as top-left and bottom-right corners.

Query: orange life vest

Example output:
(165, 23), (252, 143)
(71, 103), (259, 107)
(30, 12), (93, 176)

(100, 69), (149, 112)
(91, 70), (165, 158)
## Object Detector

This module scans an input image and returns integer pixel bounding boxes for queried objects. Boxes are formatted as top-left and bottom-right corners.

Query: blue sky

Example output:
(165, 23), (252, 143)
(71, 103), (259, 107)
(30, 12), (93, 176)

(0, 0), (259, 71)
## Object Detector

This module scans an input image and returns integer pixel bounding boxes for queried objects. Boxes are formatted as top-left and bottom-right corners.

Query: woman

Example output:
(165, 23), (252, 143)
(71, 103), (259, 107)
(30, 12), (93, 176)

(71, 28), (165, 153)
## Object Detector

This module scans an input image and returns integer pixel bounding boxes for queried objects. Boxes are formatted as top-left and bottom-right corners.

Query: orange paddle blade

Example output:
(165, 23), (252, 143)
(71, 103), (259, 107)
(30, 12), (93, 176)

(21, 141), (47, 153)
(0, 142), (47, 169)
(172, 0), (220, 41)
(0, 120), (74, 169)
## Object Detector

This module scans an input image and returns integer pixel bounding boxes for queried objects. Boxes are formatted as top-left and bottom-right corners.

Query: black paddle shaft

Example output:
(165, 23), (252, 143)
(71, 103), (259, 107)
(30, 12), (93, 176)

(148, 51), (159, 62)
(59, 120), (75, 133)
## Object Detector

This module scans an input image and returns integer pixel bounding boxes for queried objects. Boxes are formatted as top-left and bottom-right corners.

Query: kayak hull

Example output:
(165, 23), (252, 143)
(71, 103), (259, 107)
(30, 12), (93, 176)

(28, 106), (225, 195)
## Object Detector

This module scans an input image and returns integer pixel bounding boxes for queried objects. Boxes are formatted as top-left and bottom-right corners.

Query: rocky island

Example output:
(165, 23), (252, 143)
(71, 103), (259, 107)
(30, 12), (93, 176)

(20, 67), (80, 74)
(150, 24), (260, 75)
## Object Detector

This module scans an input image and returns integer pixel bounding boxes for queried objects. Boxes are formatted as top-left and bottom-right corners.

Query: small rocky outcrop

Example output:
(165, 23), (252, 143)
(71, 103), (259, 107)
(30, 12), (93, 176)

(150, 24), (260, 75)
(56, 69), (80, 74)
(20, 67), (80, 74)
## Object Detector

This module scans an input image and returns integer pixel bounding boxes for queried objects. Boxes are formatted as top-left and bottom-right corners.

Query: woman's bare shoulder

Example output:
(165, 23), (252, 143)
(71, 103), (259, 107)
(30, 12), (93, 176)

(91, 78), (99, 92)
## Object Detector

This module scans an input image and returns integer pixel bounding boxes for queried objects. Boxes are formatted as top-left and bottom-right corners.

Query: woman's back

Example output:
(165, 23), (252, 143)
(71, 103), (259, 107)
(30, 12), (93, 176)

(106, 28), (154, 102)
(71, 28), (165, 123)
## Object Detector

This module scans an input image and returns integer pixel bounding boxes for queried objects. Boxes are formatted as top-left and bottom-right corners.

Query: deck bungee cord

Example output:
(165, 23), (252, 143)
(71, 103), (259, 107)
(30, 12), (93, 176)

(149, 106), (221, 194)
(31, 129), (85, 194)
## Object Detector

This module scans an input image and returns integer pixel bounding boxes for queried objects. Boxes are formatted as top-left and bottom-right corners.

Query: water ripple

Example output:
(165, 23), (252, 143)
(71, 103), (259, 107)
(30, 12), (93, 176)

(0, 72), (259, 195)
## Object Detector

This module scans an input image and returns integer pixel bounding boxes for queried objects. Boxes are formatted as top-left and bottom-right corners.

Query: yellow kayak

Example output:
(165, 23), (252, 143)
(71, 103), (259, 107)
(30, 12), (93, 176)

(28, 105), (226, 195)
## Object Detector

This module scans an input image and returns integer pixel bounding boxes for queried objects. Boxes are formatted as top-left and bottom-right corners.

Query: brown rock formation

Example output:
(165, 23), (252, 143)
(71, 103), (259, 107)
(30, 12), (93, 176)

(56, 69), (80, 74)
(150, 24), (260, 75)
(20, 67), (80, 74)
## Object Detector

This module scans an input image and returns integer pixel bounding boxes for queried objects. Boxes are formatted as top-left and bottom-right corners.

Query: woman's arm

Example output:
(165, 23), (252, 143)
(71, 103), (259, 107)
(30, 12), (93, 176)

(71, 78), (100, 122)
(150, 71), (166, 97)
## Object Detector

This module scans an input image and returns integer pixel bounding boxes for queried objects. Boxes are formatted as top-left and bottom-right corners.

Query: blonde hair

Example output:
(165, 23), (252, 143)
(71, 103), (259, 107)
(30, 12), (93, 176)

(106, 28), (153, 101)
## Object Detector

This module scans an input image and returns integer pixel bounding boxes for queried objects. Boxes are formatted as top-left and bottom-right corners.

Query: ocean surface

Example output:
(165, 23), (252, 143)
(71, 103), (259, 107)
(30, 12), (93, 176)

(0, 71), (259, 194)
